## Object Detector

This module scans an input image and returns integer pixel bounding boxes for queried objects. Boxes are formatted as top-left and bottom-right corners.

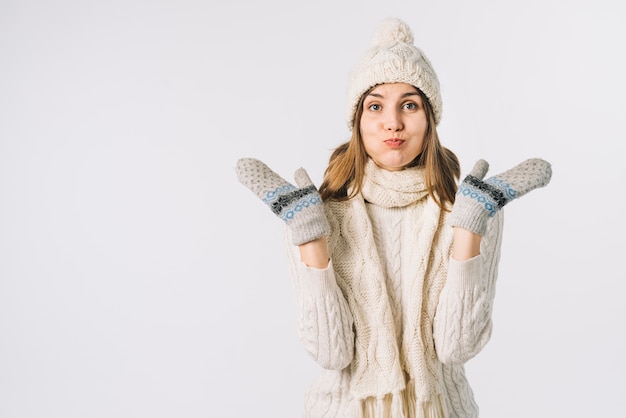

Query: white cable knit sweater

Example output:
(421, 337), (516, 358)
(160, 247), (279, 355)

(285, 160), (503, 418)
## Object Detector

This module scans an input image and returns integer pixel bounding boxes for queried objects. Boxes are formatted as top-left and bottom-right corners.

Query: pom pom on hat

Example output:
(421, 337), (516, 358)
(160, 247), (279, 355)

(345, 17), (442, 128)
(371, 17), (414, 46)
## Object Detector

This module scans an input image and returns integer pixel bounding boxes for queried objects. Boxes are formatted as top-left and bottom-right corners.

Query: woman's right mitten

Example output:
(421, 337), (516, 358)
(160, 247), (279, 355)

(449, 158), (552, 235)
(235, 158), (330, 245)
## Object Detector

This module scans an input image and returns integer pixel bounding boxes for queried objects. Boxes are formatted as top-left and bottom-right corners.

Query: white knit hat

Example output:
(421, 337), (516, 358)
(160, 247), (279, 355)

(346, 17), (442, 128)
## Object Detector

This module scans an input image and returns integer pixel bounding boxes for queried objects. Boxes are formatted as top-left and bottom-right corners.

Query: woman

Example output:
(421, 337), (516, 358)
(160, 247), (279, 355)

(236, 17), (551, 418)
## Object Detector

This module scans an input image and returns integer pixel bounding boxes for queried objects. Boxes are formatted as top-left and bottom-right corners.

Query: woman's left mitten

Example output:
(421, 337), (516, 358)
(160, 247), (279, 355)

(450, 158), (552, 235)
(235, 158), (330, 245)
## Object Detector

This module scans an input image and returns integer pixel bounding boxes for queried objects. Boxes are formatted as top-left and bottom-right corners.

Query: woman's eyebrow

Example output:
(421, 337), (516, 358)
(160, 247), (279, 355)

(366, 91), (420, 99)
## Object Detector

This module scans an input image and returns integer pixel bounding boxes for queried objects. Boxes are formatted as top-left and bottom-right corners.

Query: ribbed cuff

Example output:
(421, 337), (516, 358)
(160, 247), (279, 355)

(448, 202), (489, 236)
(446, 255), (483, 292)
(296, 259), (338, 298)
(289, 209), (330, 245)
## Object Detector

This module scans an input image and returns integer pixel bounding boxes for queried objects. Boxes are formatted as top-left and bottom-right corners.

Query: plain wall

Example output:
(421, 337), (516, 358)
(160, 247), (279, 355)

(1, 0), (625, 417)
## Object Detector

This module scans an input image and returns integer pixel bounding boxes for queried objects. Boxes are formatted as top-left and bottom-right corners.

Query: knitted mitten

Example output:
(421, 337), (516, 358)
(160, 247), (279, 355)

(235, 158), (330, 245)
(449, 158), (552, 235)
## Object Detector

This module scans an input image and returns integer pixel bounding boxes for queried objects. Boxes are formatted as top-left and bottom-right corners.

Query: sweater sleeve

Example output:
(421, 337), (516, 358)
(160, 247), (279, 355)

(433, 211), (504, 365)
(284, 229), (355, 370)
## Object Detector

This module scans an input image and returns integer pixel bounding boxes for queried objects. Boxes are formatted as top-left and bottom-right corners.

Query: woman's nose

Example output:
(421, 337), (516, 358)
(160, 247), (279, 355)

(384, 110), (402, 131)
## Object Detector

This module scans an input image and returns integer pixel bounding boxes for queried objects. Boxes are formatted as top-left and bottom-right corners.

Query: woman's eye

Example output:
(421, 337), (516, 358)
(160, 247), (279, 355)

(403, 102), (417, 110)
(368, 104), (381, 111)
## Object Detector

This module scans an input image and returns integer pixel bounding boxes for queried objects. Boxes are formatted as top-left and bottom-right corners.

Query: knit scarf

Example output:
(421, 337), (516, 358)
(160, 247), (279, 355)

(326, 159), (450, 417)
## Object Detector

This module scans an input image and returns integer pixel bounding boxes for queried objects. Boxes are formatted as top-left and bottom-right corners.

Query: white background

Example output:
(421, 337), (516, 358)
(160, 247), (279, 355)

(1, 0), (625, 417)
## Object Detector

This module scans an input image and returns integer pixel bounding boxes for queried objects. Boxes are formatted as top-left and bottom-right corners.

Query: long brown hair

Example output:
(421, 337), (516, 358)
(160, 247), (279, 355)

(319, 86), (460, 210)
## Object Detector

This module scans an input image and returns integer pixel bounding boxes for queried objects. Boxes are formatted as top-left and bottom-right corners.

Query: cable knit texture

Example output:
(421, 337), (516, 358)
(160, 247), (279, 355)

(286, 159), (503, 417)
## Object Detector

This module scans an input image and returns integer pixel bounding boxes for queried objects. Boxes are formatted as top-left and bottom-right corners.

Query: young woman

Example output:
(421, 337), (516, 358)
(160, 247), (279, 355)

(236, 17), (551, 418)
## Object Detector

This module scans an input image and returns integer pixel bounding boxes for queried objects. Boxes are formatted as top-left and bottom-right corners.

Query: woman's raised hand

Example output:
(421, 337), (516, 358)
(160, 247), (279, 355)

(236, 158), (330, 245)
(449, 158), (552, 235)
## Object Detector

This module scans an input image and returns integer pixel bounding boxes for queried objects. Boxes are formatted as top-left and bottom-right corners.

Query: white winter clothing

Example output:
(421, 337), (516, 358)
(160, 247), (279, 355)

(286, 159), (503, 417)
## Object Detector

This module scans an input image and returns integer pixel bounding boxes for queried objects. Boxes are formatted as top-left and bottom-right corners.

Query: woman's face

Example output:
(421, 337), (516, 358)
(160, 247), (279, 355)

(359, 83), (427, 171)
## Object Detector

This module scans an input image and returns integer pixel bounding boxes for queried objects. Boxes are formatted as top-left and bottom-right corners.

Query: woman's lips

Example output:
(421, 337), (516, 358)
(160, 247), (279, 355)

(384, 138), (405, 148)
